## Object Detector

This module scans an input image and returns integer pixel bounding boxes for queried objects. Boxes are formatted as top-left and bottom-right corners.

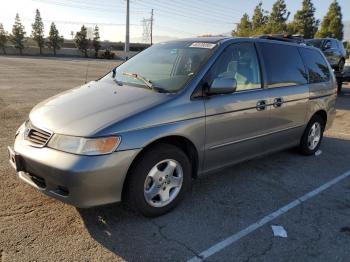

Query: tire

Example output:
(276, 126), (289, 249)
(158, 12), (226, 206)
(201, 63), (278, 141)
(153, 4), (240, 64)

(338, 59), (345, 73)
(299, 115), (325, 156)
(123, 143), (191, 217)
(337, 77), (343, 94)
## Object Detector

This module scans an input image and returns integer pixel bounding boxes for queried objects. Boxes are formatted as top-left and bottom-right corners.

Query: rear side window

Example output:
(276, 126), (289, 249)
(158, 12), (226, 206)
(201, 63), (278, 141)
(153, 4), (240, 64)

(299, 48), (331, 84)
(259, 42), (307, 88)
(338, 40), (346, 51)
(330, 40), (338, 49)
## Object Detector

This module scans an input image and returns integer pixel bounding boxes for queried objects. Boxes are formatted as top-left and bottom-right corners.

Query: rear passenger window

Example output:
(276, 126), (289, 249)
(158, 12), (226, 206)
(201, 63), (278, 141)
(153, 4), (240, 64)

(259, 42), (308, 88)
(330, 40), (338, 49)
(299, 48), (331, 83)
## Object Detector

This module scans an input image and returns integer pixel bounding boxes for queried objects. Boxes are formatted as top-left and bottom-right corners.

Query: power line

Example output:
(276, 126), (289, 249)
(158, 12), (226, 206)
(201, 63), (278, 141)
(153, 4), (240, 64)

(31, 0), (148, 14)
(131, 0), (230, 26)
(72, 0), (149, 12)
(132, 1), (238, 36)
(31, 0), (238, 28)
(191, 0), (243, 14)
(132, 0), (230, 24)
(0, 16), (139, 27)
(156, 25), (196, 36)
(25, 0), (238, 42)
(146, 0), (240, 20)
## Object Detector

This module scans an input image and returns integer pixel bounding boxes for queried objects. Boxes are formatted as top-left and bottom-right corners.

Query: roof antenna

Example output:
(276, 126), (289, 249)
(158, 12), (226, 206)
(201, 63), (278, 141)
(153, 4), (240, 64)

(85, 60), (90, 84)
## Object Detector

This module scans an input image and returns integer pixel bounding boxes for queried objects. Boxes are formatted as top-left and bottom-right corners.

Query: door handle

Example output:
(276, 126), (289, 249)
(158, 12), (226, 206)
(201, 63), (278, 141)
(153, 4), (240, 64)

(273, 97), (284, 108)
(256, 100), (267, 111)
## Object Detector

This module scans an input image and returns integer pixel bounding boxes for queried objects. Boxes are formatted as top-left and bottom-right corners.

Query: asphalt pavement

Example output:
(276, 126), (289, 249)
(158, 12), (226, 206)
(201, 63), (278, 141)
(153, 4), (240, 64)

(1, 56), (350, 262)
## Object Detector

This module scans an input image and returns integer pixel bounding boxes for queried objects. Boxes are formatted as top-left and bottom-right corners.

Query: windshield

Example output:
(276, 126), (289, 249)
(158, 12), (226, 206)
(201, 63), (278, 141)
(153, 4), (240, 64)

(306, 39), (324, 49)
(109, 41), (216, 92)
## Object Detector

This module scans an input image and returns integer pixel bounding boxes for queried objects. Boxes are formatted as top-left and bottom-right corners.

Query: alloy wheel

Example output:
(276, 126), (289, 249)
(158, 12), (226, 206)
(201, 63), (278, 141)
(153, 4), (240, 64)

(307, 122), (321, 150)
(143, 159), (183, 207)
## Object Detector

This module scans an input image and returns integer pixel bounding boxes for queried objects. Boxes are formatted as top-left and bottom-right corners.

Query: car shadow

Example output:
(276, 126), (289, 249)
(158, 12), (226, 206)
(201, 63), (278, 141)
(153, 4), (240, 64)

(78, 135), (350, 261)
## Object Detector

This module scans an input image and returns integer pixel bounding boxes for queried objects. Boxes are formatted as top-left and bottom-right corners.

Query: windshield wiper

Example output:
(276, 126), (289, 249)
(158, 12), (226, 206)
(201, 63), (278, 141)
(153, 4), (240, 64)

(122, 72), (154, 89)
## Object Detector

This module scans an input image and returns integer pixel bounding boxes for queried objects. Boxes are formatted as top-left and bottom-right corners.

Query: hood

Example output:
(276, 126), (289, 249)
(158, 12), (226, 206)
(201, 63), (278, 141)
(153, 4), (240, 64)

(29, 79), (169, 136)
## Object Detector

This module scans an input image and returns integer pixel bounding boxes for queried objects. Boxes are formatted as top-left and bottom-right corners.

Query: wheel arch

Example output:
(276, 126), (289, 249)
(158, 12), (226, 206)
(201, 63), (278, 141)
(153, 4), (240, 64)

(312, 110), (327, 127)
(121, 135), (199, 199)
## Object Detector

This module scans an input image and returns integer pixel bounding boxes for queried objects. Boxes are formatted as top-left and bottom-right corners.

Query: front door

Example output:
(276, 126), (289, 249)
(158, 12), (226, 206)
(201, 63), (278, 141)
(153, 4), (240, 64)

(203, 42), (271, 172)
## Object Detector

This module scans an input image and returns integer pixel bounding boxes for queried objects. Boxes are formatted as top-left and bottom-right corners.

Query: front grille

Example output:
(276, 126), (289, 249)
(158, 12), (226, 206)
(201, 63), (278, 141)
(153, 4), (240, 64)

(24, 121), (52, 147)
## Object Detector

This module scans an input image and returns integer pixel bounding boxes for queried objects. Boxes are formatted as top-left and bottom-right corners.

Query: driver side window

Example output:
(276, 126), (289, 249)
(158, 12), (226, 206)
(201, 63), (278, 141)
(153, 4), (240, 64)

(206, 43), (261, 92)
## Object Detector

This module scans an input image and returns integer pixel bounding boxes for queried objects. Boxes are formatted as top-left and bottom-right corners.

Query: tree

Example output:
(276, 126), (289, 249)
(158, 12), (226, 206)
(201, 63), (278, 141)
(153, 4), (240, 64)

(265, 0), (290, 34)
(252, 2), (268, 35)
(289, 0), (319, 38)
(316, 0), (343, 40)
(74, 25), (89, 58)
(232, 13), (252, 37)
(47, 22), (63, 56)
(344, 41), (350, 58)
(10, 14), (26, 55)
(0, 23), (8, 54)
(32, 9), (45, 55)
(92, 25), (101, 58)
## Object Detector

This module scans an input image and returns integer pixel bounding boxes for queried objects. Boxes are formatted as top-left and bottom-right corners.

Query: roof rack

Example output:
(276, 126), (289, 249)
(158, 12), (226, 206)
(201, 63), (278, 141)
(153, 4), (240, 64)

(257, 34), (305, 44)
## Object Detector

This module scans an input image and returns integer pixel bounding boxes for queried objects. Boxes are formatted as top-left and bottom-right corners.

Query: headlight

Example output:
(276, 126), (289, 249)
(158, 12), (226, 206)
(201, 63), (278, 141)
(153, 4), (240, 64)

(47, 134), (121, 155)
(15, 121), (26, 137)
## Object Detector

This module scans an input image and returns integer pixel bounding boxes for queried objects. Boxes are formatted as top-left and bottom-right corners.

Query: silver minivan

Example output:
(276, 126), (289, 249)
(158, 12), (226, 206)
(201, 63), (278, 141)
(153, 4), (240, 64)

(8, 37), (337, 216)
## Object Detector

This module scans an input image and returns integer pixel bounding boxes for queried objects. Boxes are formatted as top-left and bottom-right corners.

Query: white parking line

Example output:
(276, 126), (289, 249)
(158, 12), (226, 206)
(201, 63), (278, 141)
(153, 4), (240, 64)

(187, 170), (350, 262)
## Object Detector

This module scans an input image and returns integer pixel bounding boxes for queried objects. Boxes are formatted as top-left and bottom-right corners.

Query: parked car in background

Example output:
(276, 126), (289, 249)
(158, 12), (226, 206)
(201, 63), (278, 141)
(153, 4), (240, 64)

(306, 38), (346, 71)
(8, 37), (337, 217)
(306, 38), (347, 93)
(96, 48), (116, 59)
(343, 59), (350, 83)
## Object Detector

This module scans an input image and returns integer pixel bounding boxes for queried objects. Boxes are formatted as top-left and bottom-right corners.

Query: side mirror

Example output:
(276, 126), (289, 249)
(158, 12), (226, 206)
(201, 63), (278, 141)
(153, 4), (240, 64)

(208, 78), (237, 95)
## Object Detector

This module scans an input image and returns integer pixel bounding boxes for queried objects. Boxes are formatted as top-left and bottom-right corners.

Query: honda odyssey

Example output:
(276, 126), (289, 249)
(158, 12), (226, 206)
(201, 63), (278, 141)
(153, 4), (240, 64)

(8, 37), (337, 216)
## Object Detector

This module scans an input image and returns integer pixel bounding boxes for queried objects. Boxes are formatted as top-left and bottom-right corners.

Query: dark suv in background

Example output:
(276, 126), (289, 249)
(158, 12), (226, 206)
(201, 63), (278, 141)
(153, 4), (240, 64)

(306, 38), (346, 71)
(306, 38), (347, 92)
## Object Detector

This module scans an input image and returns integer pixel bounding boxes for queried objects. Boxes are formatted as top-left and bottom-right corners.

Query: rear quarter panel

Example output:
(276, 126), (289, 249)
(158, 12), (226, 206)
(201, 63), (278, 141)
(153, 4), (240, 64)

(307, 79), (337, 130)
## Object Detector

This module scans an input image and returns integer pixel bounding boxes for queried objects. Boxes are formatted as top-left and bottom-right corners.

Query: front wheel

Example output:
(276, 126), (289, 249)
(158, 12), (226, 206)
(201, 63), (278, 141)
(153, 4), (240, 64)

(299, 115), (325, 155)
(123, 144), (191, 217)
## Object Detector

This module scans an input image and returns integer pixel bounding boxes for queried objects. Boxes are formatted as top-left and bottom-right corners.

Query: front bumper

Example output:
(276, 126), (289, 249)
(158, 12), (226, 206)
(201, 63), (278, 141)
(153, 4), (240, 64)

(9, 132), (140, 208)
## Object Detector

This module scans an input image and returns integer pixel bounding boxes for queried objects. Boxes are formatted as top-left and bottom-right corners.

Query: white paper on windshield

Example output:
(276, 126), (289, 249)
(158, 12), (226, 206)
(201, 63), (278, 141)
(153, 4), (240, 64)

(189, 42), (216, 49)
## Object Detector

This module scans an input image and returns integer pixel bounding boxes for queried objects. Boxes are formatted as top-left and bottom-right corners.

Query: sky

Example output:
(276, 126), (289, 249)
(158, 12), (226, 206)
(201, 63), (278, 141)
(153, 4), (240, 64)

(0, 0), (349, 43)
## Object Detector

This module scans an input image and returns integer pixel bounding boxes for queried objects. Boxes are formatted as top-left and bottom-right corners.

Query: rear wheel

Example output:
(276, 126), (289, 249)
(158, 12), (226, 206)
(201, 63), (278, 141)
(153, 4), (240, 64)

(337, 77), (343, 94)
(338, 59), (345, 73)
(124, 144), (191, 217)
(299, 115), (325, 155)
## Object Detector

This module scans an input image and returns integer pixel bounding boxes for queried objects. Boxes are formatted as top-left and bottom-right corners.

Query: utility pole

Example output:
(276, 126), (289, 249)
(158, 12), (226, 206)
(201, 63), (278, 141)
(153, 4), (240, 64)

(150, 9), (154, 45)
(125, 0), (130, 59)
